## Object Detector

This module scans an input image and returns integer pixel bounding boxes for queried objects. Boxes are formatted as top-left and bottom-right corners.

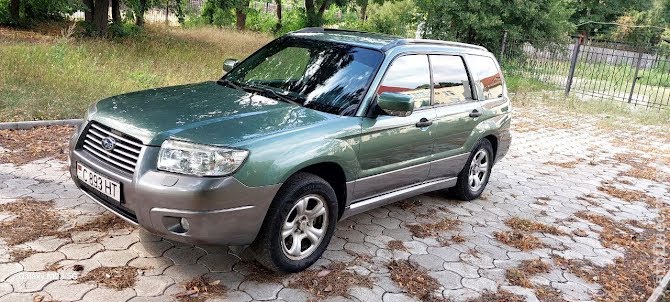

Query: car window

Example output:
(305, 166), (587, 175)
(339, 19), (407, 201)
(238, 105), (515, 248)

(430, 55), (474, 106)
(469, 56), (504, 99)
(377, 55), (431, 110)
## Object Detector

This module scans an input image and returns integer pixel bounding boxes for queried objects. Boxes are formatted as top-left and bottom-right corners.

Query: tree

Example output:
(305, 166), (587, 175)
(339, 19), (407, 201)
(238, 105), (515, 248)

(357, 0), (385, 21)
(571, 0), (653, 35)
(304, 0), (330, 26)
(9, 0), (20, 24)
(274, 0), (282, 33)
(93, 0), (109, 35)
(416, 0), (574, 54)
(235, 0), (249, 30)
(111, 0), (121, 23)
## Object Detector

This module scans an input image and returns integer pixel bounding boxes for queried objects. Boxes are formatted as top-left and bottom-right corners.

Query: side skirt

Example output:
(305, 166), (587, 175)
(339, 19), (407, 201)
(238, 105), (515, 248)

(340, 177), (457, 220)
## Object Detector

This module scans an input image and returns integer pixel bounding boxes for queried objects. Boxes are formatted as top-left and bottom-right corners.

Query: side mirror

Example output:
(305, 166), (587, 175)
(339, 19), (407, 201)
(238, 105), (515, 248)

(223, 59), (239, 73)
(377, 92), (414, 117)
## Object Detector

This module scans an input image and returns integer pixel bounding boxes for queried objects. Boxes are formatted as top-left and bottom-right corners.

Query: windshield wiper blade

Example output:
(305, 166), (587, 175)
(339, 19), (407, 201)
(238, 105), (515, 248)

(244, 84), (302, 107)
(217, 79), (244, 92)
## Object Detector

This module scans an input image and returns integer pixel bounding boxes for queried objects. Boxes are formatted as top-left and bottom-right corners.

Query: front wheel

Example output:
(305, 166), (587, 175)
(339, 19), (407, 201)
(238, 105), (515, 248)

(251, 172), (338, 273)
(450, 139), (494, 201)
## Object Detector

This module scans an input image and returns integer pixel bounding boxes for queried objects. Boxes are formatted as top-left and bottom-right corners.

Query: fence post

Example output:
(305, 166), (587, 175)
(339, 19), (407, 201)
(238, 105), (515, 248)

(628, 51), (643, 104)
(565, 36), (582, 96)
(499, 31), (508, 62)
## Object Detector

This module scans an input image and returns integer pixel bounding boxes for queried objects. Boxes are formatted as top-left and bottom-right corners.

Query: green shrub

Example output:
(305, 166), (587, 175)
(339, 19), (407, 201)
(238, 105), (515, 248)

(246, 8), (276, 33)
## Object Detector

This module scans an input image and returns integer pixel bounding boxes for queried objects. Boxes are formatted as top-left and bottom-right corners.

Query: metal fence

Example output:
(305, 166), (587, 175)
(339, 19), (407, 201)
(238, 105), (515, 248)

(500, 36), (670, 110)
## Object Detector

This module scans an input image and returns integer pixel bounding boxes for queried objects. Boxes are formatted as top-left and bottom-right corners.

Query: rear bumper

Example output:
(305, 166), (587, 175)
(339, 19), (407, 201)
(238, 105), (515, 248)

(68, 131), (281, 246)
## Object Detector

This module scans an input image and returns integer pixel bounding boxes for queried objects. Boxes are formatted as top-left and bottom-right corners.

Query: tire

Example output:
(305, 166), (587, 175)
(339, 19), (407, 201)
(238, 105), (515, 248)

(450, 139), (494, 201)
(250, 172), (338, 273)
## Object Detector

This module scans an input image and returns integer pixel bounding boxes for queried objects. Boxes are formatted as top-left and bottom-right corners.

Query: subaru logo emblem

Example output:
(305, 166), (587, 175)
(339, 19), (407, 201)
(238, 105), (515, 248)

(101, 137), (116, 151)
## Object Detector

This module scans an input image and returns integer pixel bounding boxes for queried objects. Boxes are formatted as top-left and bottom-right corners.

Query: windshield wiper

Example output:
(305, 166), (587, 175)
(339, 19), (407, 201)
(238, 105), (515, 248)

(217, 78), (244, 92)
(243, 84), (302, 107)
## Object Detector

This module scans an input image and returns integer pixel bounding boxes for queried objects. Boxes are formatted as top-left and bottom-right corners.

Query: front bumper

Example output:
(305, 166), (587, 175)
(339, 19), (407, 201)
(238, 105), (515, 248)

(68, 130), (281, 246)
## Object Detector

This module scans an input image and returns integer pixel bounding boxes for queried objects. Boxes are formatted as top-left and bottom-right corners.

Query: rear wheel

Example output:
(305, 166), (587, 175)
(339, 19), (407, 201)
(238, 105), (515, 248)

(450, 139), (494, 201)
(251, 172), (338, 273)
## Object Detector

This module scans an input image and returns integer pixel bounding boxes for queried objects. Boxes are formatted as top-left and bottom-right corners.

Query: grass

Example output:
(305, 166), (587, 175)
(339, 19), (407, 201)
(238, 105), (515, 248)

(0, 23), (271, 122)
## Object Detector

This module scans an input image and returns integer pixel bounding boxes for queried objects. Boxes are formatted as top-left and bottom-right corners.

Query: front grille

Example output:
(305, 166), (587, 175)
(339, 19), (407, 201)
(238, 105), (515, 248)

(80, 122), (143, 174)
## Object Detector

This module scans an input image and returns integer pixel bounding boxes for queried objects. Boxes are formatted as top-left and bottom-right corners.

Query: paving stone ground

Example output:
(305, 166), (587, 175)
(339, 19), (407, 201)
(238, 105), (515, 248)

(0, 103), (668, 302)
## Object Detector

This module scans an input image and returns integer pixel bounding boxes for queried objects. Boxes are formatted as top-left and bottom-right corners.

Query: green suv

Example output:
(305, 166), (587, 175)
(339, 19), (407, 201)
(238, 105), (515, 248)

(68, 28), (511, 272)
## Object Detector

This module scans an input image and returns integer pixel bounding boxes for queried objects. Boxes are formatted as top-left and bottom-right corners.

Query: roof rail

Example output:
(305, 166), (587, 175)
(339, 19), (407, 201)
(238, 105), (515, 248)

(382, 39), (488, 52)
(291, 27), (384, 35)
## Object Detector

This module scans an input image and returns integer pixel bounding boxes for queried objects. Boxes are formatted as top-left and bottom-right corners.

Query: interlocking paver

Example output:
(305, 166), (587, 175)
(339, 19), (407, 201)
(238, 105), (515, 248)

(43, 280), (96, 301)
(0, 106), (668, 301)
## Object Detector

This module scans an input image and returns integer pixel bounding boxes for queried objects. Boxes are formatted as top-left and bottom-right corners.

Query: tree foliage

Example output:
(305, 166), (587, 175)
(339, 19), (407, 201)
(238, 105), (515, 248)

(416, 0), (574, 53)
(571, 0), (653, 35)
(0, 0), (80, 25)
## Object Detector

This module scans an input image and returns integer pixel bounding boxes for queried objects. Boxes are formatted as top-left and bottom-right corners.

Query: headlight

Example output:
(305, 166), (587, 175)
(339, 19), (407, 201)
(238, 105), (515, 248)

(157, 140), (249, 176)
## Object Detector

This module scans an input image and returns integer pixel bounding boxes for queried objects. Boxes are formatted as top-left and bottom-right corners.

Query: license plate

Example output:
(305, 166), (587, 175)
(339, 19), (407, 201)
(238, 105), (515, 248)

(76, 162), (121, 202)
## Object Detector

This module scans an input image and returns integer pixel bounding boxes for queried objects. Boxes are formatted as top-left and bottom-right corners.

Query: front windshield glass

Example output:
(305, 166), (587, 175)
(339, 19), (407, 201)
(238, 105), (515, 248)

(223, 37), (384, 116)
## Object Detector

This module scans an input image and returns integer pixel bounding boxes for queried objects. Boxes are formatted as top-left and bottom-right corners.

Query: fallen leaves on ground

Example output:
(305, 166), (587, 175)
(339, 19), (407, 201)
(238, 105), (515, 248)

(544, 160), (582, 169)
(388, 260), (442, 302)
(9, 248), (36, 261)
(288, 262), (373, 299)
(558, 208), (670, 302)
(494, 231), (543, 251)
(77, 266), (138, 289)
(174, 277), (226, 302)
(505, 217), (565, 236)
(0, 125), (74, 165)
(597, 184), (659, 207)
(0, 198), (64, 245)
(466, 290), (526, 302)
(407, 218), (461, 238)
(387, 240), (407, 251)
(70, 213), (131, 233)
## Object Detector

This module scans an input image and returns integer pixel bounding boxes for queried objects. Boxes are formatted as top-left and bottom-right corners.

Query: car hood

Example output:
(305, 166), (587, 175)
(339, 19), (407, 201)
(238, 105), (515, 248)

(91, 81), (335, 146)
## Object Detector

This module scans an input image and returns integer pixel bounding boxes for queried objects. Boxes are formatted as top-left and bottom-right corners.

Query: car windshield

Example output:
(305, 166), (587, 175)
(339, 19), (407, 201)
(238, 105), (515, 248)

(222, 37), (384, 116)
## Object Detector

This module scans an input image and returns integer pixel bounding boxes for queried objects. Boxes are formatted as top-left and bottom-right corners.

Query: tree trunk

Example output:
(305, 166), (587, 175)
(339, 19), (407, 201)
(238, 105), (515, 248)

(136, 0), (146, 26)
(274, 0), (282, 33)
(9, 0), (20, 24)
(305, 0), (317, 26)
(111, 0), (121, 23)
(84, 0), (94, 25)
(359, 1), (367, 21)
(235, 0), (249, 30)
(93, 0), (109, 36)
(317, 0), (329, 21)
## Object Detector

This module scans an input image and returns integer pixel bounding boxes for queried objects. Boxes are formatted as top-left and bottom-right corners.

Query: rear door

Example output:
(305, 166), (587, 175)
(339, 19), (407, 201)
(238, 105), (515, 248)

(427, 54), (483, 179)
(354, 54), (437, 199)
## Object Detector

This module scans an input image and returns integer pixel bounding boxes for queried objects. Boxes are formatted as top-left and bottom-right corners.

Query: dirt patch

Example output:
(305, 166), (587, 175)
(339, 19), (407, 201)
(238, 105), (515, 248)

(388, 260), (442, 302)
(77, 266), (138, 290)
(597, 185), (659, 207)
(494, 231), (543, 251)
(174, 277), (227, 302)
(288, 262), (373, 300)
(387, 240), (407, 251)
(407, 218), (461, 238)
(0, 126), (73, 165)
(466, 290), (525, 302)
(0, 198), (64, 245)
(505, 217), (565, 235)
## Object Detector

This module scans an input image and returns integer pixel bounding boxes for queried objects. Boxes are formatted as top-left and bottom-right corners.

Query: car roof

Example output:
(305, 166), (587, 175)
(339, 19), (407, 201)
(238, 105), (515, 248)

(288, 28), (489, 54)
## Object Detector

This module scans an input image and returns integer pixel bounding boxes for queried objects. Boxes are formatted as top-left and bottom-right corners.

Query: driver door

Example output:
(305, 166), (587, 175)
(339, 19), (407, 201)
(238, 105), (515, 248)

(354, 54), (436, 200)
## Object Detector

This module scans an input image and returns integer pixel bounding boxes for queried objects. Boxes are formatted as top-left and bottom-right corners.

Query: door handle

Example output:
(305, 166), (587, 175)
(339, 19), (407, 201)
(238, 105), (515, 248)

(469, 110), (482, 118)
(415, 118), (433, 128)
